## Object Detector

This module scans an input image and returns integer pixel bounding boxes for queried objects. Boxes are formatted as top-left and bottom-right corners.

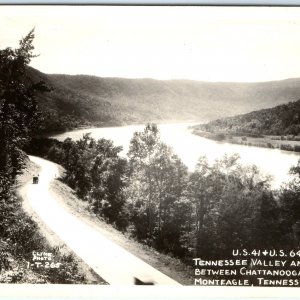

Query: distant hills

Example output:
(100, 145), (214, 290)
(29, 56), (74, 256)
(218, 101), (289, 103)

(194, 99), (300, 137)
(27, 67), (300, 134)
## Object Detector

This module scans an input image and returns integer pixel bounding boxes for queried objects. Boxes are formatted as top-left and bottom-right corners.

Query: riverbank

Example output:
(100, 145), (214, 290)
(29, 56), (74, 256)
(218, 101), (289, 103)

(38, 120), (198, 139)
(191, 128), (300, 153)
(40, 122), (300, 190)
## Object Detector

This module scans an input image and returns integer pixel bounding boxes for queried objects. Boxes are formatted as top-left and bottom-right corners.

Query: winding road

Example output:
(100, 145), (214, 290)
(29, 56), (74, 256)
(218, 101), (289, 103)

(20, 156), (181, 285)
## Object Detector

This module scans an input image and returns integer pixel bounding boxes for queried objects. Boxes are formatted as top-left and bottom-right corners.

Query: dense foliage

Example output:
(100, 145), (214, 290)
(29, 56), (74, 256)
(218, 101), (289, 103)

(0, 31), (85, 283)
(29, 124), (300, 264)
(126, 124), (190, 256)
(195, 99), (300, 137)
(125, 125), (282, 259)
(0, 30), (44, 185)
(278, 161), (300, 246)
(28, 135), (128, 230)
(0, 30), (45, 256)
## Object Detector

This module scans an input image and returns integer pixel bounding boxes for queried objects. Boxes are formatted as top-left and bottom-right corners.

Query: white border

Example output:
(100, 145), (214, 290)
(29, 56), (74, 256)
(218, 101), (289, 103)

(0, 0), (299, 5)
(1, 3), (300, 299)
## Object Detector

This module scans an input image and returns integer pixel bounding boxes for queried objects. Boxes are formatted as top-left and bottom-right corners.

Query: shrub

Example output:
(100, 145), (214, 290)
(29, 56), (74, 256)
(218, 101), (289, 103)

(294, 145), (300, 152)
(280, 144), (294, 151)
(212, 133), (225, 141)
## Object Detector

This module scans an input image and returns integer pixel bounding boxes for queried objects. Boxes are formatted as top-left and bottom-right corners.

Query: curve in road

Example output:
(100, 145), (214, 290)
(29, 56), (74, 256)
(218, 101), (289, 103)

(20, 156), (181, 285)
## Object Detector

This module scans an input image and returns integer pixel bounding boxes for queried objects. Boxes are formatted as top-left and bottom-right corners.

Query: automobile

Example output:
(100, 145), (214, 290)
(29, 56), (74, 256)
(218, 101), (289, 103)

(32, 175), (39, 184)
(134, 277), (154, 285)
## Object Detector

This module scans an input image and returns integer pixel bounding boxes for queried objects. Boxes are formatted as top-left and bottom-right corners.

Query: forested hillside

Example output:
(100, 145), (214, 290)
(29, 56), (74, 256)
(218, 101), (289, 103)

(28, 67), (300, 134)
(0, 30), (90, 283)
(194, 99), (300, 136)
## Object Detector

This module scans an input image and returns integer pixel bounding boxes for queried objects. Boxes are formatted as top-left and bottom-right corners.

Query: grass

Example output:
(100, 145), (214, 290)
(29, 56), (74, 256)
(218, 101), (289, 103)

(193, 129), (300, 153)
(231, 135), (300, 152)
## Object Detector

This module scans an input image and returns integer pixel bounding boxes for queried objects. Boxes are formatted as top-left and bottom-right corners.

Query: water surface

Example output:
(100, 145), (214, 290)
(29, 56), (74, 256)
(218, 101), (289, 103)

(53, 123), (300, 188)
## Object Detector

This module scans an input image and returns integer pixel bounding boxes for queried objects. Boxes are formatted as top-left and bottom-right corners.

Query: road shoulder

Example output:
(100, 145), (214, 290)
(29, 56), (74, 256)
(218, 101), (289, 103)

(50, 169), (194, 285)
(17, 159), (107, 285)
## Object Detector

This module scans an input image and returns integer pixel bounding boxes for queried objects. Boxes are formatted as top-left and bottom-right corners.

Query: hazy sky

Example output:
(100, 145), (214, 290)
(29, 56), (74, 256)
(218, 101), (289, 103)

(1, 6), (300, 82)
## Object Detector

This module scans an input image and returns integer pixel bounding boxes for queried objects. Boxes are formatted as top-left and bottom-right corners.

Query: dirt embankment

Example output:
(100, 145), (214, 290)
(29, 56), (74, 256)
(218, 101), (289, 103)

(17, 159), (107, 284)
(18, 157), (193, 285)
(50, 167), (194, 285)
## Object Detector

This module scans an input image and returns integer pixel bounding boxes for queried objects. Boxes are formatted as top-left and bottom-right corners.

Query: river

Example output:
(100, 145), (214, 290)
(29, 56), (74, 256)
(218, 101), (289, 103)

(52, 123), (300, 189)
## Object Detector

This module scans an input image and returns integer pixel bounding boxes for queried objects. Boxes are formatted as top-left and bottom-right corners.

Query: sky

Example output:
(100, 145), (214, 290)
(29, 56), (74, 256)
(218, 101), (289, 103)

(1, 6), (300, 82)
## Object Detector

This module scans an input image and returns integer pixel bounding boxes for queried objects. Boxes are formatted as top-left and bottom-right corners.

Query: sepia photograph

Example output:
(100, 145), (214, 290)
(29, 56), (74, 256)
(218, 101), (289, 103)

(1, 4), (300, 293)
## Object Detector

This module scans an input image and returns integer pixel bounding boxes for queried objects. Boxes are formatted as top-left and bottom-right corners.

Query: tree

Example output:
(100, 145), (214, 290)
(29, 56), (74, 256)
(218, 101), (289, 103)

(46, 135), (128, 230)
(187, 155), (211, 257)
(126, 124), (161, 241)
(279, 159), (300, 248)
(213, 163), (278, 254)
(126, 124), (190, 255)
(188, 154), (278, 258)
(156, 150), (190, 256)
(0, 30), (53, 269)
(89, 137), (127, 229)
(0, 29), (47, 184)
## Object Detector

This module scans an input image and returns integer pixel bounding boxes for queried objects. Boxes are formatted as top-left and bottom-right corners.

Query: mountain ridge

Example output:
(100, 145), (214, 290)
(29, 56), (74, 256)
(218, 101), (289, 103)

(27, 67), (300, 134)
(193, 99), (300, 137)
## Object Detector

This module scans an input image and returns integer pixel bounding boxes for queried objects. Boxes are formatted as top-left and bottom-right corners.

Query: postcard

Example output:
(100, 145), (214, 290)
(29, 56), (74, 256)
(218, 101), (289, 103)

(1, 4), (300, 298)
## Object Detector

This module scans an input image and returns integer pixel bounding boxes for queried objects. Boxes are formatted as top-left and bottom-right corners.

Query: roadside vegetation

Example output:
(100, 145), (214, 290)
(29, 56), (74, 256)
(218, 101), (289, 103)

(27, 124), (300, 265)
(0, 30), (94, 283)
